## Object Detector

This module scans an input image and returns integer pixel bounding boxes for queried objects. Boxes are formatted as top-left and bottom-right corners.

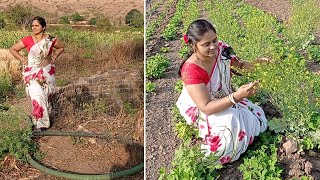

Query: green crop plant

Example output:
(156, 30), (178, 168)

(162, 0), (187, 40)
(146, 81), (156, 93)
(0, 106), (40, 162)
(283, 0), (320, 50)
(159, 143), (222, 180)
(146, 54), (169, 79)
(239, 132), (283, 180)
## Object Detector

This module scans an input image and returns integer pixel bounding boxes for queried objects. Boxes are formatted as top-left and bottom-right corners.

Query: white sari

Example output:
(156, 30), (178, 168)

(176, 41), (268, 164)
(22, 36), (56, 129)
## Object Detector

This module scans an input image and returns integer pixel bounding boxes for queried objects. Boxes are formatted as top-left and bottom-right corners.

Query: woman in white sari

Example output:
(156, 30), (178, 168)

(176, 19), (269, 164)
(10, 16), (64, 131)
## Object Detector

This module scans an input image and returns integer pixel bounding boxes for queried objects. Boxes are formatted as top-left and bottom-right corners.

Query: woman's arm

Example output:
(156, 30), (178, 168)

(51, 39), (64, 63)
(9, 41), (27, 65)
(186, 81), (259, 116)
(232, 57), (271, 70)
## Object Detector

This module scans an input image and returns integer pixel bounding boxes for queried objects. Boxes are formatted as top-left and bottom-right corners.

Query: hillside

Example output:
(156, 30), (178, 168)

(0, 0), (143, 25)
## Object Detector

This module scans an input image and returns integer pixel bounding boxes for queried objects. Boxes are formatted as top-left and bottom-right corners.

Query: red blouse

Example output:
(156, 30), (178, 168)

(181, 43), (239, 85)
(21, 36), (35, 52)
(21, 36), (57, 54)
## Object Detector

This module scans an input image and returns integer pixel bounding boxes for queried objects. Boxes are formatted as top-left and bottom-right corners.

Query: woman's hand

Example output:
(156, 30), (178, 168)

(256, 57), (272, 64)
(51, 38), (64, 63)
(234, 81), (259, 101)
(20, 57), (28, 66)
(51, 55), (57, 64)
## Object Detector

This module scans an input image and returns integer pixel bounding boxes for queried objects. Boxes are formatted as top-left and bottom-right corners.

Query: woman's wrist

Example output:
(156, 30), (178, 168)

(233, 92), (243, 103)
(20, 57), (27, 64)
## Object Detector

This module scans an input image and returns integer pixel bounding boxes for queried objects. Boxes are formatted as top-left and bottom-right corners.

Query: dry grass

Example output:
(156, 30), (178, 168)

(54, 38), (144, 84)
(0, 49), (22, 81)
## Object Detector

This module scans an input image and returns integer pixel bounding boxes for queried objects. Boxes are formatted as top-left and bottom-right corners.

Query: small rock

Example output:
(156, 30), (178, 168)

(304, 161), (312, 175)
(88, 138), (96, 144)
(77, 125), (83, 131)
(308, 150), (317, 157)
(283, 140), (298, 155)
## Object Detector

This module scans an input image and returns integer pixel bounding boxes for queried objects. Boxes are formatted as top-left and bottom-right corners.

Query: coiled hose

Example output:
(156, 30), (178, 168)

(27, 131), (144, 180)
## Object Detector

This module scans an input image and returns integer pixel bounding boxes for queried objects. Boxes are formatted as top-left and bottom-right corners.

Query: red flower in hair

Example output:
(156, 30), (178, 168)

(183, 34), (189, 44)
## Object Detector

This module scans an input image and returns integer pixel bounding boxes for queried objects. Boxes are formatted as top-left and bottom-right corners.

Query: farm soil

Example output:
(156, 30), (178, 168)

(1, 95), (144, 180)
(146, 0), (320, 180)
(0, 37), (144, 180)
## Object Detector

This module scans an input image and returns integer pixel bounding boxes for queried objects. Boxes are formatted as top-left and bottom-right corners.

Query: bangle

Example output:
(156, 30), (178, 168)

(228, 93), (237, 104)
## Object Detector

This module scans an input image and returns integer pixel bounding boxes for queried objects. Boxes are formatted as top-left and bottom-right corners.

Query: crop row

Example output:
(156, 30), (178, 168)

(146, 0), (175, 40)
(162, 0), (320, 179)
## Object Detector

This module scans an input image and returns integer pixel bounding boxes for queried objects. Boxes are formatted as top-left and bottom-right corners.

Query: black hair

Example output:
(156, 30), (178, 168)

(32, 16), (46, 32)
(178, 19), (217, 77)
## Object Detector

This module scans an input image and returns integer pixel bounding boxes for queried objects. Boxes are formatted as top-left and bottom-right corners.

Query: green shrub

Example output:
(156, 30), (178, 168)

(239, 132), (283, 180)
(59, 16), (70, 24)
(4, 4), (33, 29)
(159, 143), (222, 179)
(125, 9), (143, 28)
(0, 13), (6, 29)
(71, 12), (85, 22)
(146, 81), (156, 93)
(146, 54), (169, 79)
(0, 73), (13, 99)
(0, 107), (39, 161)
(88, 17), (97, 25)
(96, 17), (112, 30)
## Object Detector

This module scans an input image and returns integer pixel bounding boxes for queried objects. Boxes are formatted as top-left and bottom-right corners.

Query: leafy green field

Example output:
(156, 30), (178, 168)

(147, 0), (320, 179)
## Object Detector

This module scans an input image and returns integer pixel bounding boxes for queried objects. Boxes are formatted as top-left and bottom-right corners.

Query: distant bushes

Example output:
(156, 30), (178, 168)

(125, 9), (143, 28)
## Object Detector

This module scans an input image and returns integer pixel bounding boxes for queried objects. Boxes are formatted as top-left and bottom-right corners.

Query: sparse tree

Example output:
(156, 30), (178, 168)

(96, 16), (112, 30)
(0, 13), (5, 29)
(125, 9), (143, 28)
(59, 16), (70, 24)
(5, 4), (33, 30)
(88, 17), (97, 25)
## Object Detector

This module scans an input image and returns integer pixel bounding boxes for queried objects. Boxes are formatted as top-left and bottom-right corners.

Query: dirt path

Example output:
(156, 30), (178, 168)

(145, 0), (183, 179)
